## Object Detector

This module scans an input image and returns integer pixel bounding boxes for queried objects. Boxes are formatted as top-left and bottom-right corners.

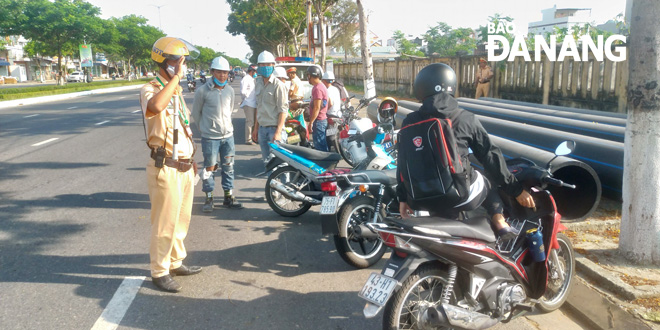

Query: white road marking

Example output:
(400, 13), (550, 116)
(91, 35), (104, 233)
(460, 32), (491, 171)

(67, 106), (78, 109)
(31, 138), (59, 146)
(232, 109), (238, 113)
(95, 120), (110, 126)
(131, 110), (141, 113)
(97, 101), (105, 104)
(118, 96), (125, 99)
(90, 276), (145, 330)
(24, 114), (40, 118)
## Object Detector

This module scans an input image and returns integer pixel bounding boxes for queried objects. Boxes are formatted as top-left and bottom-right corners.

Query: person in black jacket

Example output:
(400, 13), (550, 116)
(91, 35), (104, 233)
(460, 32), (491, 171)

(397, 63), (535, 239)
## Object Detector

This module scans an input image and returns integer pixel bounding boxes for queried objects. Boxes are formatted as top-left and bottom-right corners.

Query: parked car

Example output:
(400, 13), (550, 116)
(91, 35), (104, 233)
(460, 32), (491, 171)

(274, 62), (323, 101)
(67, 71), (85, 83)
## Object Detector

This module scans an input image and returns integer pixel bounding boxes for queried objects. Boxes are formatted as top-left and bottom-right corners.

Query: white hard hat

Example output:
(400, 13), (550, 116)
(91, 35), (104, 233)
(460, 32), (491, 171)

(257, 51), (276, 64)
(274, 67), (288, 79)
(322, 71), (335, 81)
(210, 57), (230, 71)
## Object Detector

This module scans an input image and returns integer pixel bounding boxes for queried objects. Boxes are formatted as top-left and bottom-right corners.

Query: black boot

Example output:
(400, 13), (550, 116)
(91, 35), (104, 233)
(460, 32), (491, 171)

(223, 195), (244, 209)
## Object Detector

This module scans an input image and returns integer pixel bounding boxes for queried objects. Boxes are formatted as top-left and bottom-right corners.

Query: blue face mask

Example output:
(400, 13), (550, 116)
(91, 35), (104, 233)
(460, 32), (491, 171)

(213, 77), (227, 87)
(257, 66), (274, 77)
(252, 73), (257, 78)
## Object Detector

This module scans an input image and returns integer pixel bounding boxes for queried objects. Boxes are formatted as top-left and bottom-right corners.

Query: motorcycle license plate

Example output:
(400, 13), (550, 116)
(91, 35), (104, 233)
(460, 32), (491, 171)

(326, 126), (338, 136)
(359, 272), (397, 306)
(287, 134), (301, 144)
(383, 141), (392, 149)
(320, 196), (339, 215)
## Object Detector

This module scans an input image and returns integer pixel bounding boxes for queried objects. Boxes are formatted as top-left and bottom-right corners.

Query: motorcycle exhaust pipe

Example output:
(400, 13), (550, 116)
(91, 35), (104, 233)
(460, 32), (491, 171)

(354, 224), (379, 240)
(269, 180), (322, 205)
(429, 304), (498, 330)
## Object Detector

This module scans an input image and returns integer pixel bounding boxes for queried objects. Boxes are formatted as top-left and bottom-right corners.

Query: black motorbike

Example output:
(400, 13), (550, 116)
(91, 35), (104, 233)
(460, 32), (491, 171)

(199, 71), (207, 84)
(358, 141), (578, 330)
(186, 73), (196, 93)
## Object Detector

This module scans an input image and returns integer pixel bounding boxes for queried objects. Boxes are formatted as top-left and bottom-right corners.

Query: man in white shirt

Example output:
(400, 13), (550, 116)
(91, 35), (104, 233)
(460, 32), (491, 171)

(240, 65), (258, 145)
(322, 71), (342, 151)
(322, 71), (341, 117)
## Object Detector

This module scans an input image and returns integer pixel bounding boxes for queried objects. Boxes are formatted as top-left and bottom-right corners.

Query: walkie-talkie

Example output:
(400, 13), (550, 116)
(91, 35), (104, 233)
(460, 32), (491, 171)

(154, 146), (166, 168)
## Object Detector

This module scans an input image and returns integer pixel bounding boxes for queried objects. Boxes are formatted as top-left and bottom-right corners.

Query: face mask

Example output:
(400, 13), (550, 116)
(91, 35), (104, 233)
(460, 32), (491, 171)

(257, 66), (274, 77)
(166, 65), (176, 77)
(166, 64), (187, 77)
(252, 73), (257, 78)
(213, 77), (227, 87)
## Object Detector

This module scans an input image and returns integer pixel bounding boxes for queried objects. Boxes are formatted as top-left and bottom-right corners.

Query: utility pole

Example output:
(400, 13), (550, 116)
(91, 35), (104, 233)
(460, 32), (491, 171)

(620, 0), (660, 265)
(356, 0), (375, 99)
(150, 4), (166, 30)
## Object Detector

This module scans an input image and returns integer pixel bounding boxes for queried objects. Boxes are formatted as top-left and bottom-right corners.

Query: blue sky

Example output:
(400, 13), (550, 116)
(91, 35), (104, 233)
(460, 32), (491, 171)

(87, 0), (627, 60)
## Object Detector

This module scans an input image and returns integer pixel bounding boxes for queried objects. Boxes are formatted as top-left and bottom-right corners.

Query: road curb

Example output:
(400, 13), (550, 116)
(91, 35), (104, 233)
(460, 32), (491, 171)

(565, 277), (653, 329)
(0, 84), (143, 109)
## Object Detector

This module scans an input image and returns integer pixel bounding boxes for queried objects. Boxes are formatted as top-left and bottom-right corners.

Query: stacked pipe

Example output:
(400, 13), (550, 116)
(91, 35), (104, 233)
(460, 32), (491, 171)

(367, 101), (604, 221)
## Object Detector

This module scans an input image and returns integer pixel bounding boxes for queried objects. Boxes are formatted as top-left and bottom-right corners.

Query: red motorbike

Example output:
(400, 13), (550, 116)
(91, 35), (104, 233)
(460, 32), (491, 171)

(359, 141), (578, 330)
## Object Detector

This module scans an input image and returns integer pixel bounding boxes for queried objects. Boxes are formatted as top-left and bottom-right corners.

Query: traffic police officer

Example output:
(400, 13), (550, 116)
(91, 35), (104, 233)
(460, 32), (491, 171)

(139, 37), (203, 292)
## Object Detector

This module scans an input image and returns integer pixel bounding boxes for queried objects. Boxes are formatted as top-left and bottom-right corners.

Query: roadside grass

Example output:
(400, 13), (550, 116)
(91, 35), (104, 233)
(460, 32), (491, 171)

(0, 78), (150, 101)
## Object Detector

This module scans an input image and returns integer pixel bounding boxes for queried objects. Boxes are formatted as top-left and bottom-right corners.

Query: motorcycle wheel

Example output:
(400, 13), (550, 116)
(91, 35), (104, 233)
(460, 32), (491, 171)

(383, 263), (452, 330)
(265, 165), (312, 217)
(333, 196), (387, 268)
(335, 138), (356, 167)
(536, 233), (576, 313)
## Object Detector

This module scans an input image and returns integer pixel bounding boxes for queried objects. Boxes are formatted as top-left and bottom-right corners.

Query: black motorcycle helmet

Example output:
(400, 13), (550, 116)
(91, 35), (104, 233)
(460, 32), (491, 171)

(413, 63), (457, 101)
(307, 65), (323, 79)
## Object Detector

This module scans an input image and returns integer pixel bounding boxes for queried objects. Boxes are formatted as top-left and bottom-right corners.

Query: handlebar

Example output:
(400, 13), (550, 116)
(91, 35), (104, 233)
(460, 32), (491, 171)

(542, 176), (576, 189)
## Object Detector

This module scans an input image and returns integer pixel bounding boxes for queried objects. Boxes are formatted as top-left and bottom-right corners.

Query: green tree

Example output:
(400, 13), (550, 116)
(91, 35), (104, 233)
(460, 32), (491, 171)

(112, 15), (164, 77)
(18, 0), (106, 78)
(261, 0), (307, 56)
(329, 0), (359, 61)
(477, 13), (515, 45)
(311, 0), (338, 69)
(392, 30), (424, 58)
(227, 0), (289, 62)
(424, 22), (476, 56)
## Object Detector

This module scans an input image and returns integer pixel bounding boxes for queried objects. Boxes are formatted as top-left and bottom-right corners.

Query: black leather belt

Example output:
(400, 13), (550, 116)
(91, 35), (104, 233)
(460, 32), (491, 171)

(151, 151), (193, 172)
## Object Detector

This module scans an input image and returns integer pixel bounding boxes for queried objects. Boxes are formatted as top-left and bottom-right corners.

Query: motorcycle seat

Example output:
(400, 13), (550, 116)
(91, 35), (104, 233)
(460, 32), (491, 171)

(279, 143), (342, 163)
(349, 169), (397, 185)
(389, 216), (497, 243)
(327, 113), (341, 119)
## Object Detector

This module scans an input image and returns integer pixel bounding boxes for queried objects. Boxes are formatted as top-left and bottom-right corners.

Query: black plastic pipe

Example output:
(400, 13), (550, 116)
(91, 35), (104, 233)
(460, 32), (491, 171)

(398, 99), (627, 127)
(465, 98), (627, 125)
(452, 103), (624, 142)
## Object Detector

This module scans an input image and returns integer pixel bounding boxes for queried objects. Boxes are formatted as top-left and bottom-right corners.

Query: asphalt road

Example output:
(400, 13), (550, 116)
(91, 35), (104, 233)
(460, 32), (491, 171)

(0, 78), (589, 330)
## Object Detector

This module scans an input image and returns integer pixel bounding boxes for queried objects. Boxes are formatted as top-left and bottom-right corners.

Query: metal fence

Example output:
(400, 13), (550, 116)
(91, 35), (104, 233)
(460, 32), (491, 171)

(334, 50), (629, 113)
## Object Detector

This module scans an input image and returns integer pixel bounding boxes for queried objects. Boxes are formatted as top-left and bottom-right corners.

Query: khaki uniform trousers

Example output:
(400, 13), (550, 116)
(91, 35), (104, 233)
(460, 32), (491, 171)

(146, 162), (194, 278)
(242, 105), (257, 143)
(475, 82), (490, 99)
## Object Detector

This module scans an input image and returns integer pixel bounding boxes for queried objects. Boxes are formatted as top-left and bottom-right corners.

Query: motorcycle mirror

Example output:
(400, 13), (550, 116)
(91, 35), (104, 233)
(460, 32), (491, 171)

(555, 141), (576, 156)
(546, 141), (576, 170)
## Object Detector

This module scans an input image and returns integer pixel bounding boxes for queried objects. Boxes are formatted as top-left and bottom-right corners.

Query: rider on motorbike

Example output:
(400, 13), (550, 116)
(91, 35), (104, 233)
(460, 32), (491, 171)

(397, 63), (536, 239)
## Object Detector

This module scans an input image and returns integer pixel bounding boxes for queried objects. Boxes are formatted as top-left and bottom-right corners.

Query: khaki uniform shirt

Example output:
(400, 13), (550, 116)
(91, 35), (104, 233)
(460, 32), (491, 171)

(140, 74), (194, 159)
(255, 74), (288, 127)
(476, 65), (493, 83)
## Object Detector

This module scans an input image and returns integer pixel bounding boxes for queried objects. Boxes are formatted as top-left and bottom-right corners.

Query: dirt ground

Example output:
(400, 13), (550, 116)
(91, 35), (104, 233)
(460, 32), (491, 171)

(565, 197), (660, 325)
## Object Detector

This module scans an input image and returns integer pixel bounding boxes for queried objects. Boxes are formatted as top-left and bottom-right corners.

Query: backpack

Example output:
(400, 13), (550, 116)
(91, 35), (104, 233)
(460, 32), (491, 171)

(398, 111), (472, 211)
